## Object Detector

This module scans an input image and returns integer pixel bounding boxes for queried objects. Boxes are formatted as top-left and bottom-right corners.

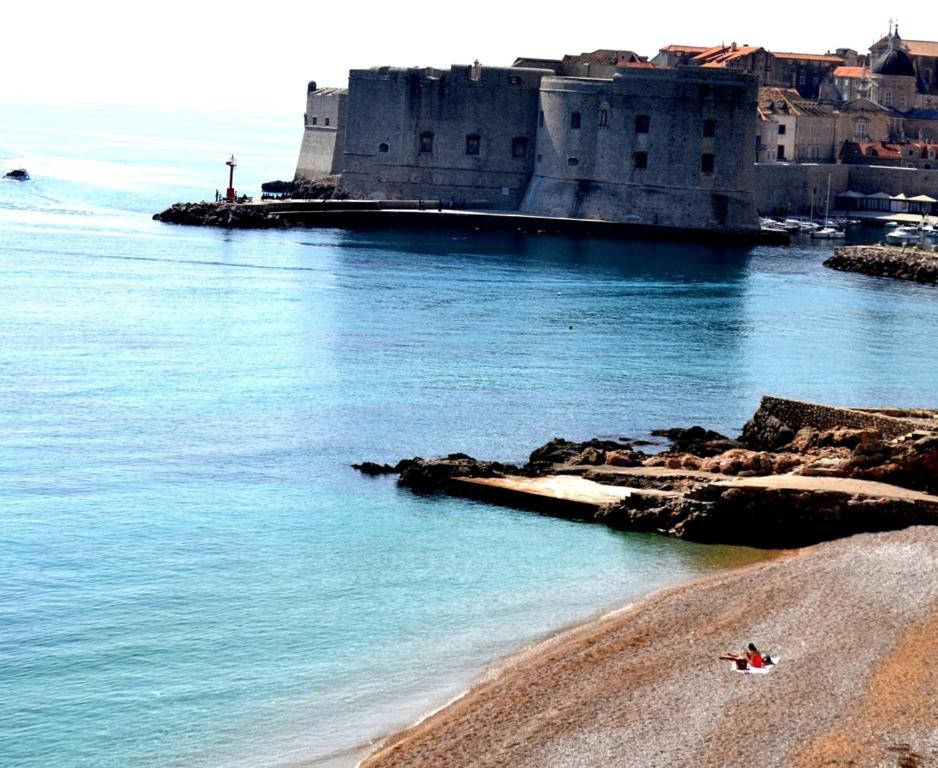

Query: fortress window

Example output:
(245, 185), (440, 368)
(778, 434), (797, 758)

(378, 143), (389, 153)
(570, 112), (581, 129)
(701, 153), (715, 174)
(567, 157), (579, 166)
(466, 134), (481, 155)
(419, 132), (434, 154)
(635, 115), (650, 134)
(703, 119), (716, 138)
(599, 109), (608, 127)
(325, 117), (331, 127)
(633, 151), (648, 169)
(778, 124), (786, 135)
(311, 116), (318, 125)
(511, 137), (528, 158)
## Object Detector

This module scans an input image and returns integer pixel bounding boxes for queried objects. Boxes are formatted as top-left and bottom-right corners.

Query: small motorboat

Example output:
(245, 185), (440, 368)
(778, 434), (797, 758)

(885, 226), (920, 246)
(4, 169), (29, 180)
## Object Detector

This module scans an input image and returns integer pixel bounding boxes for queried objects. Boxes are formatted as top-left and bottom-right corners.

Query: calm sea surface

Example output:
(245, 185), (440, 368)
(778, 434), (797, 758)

(1, 103), (936, 768)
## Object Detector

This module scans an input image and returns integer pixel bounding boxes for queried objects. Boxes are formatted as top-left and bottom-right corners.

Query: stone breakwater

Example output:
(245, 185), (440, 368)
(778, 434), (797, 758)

(357, 397), (938, 548)
(825, 245), (938, 285)
(152, 202), (284, 228)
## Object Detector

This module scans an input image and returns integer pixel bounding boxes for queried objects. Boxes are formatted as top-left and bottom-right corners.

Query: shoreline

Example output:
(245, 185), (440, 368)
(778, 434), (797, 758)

(354, 546), (790, 766)
(360, 526), (938, 768)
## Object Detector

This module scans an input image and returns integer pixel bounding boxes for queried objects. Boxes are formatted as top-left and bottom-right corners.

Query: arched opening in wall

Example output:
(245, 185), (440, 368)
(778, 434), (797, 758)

(635, 114), (650, 134)
(378, 143), (389, 153)
(570, 112), (581, 129)
(567, 157), (579, 166)
(419, 132), (434, 154)
(511, 137), (528, 158)
(465, 134), (481, 155)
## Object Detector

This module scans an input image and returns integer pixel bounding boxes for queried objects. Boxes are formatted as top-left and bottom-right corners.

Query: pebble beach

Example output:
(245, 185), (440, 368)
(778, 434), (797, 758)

(363, 526), (938, 768)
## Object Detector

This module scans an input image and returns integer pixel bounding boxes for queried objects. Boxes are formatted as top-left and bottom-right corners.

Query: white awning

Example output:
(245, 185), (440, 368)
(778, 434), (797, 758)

(907, 194), (938, 203)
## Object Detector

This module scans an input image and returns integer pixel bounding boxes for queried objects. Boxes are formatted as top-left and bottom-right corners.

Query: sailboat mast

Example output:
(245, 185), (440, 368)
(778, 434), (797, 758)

(824, 173), (831, 226)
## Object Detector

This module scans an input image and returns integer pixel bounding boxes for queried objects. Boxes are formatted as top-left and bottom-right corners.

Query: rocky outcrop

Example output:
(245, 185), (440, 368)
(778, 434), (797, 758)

(825, 245), (938, 285)
(524, 437), (639, 476)
(375, 396), (938, 547)
(650, 426), (740, 457)
(396, 454), (518, 493)
(153, 202), (284, 228)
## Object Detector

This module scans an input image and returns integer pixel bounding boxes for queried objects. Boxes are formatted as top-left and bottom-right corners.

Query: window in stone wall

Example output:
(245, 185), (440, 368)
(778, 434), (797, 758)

(419, 132), (434, 154)
(599, 108), (608, 127)
(570, 112), (581, 129)
(567, 157), (579, 166)
(777, 145), (785, 160)
(512, 137), (528, 158)
(635, 114), (650, 133)
(703, 119), (716, 137)
(311, 117), (317, 125)
(778, 124), (786, 135)
(633, 151), (648, 169)
(325, 117), (330, 126)
(378, 143), (389, 153)
(539, 110), (545, 127)
(701, 153), (715, 174)
(509, 75), (522, 85)
(465, 134), (481, 155)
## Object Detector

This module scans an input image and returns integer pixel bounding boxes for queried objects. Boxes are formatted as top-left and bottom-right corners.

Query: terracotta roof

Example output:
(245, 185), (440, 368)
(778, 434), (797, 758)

(660, 44), (708, 53)
(898, 40), (938, 58)
(694, 45), (762, 66)
(846, 142), (901, 159)
(833, 66), (868, 78)
(772, 52), (845, 63)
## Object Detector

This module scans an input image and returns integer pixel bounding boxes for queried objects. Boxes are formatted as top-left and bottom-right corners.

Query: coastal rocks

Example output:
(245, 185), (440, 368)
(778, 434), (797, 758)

(845, 430), (938, 494)
(524, 437), (639, 475)
(352, 459), (416, 476)
(153, 202), (284, 228)
(824, 245), (938, 285)
(397, 454), (518, 493)
(650, 426), (740, 457)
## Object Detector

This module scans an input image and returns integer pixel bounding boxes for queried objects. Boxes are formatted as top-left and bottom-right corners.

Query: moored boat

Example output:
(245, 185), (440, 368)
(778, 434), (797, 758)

(4, 169), (30, 180)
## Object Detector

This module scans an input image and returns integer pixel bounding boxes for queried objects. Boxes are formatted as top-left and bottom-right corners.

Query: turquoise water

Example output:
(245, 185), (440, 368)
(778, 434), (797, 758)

(1, 103), (937, 768)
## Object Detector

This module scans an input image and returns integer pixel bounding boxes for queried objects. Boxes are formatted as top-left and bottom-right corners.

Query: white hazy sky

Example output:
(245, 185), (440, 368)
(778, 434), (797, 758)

(2, 2), (932, 115)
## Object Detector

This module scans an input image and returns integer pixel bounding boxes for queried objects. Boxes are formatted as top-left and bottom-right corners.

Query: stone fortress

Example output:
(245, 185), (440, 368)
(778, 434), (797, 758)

(293, 23), (938, 227)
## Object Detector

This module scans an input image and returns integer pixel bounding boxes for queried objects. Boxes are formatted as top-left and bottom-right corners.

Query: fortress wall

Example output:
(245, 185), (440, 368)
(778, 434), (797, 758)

(755, 163), (938, 214)
(340, 65), (551, 208)
(754, 163), (849, 214)
(521, 69), (759, 230)
(294, 85), (347, 181)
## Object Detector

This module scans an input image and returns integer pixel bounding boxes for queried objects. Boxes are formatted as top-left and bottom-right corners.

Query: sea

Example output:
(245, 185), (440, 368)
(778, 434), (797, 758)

(1, 101), (936, 768)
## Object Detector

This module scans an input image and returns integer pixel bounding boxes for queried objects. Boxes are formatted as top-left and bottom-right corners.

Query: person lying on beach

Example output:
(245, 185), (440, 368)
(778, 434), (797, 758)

(746, 642), (765, 668)
(719, 643), (775, 671)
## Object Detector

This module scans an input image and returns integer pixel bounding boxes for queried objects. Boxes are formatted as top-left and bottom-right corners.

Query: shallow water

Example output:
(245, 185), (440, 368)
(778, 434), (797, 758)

(1, 102), (936, 768)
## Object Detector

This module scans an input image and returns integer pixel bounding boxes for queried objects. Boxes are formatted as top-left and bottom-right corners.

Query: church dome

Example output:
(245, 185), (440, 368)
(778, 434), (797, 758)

(872, 46), (915, 77)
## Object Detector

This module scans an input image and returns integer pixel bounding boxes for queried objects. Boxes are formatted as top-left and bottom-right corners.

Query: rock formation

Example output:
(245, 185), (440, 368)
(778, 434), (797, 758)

(825, 245), (938, 285)
(359, 397), (938, 547)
